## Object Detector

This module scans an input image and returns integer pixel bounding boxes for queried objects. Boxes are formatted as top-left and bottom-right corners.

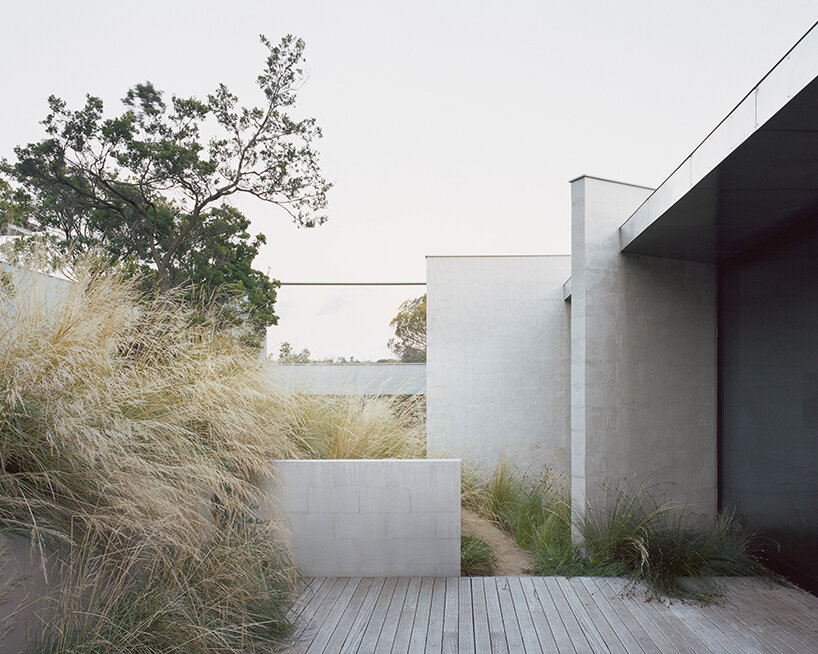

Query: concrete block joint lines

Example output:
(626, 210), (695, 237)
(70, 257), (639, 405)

(261, 459), (461, 577)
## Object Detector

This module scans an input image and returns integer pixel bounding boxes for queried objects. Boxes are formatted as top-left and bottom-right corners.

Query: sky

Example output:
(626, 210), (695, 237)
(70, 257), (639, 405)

(2, 1), (817, 360)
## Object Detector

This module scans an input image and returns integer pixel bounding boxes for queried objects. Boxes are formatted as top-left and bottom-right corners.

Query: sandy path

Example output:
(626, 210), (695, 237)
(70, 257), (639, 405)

(461, 507), (534, 576)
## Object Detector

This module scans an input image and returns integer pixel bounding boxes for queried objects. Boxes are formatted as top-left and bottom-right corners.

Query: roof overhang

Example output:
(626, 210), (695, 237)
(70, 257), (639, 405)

(620, 21), (818, 263)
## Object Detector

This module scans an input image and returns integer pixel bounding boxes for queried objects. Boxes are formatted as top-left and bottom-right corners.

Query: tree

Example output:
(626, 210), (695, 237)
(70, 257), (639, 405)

(2, 34), (330, 343)
(0, 178), (33, 234)
(277, 341), (311, 363)
(388, 294), (426, 362)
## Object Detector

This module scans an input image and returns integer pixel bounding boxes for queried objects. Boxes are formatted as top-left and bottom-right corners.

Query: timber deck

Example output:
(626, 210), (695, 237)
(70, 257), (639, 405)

(290, 576), (818, 653)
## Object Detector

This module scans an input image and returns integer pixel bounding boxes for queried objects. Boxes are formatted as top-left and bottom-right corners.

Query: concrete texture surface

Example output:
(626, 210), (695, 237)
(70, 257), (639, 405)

(570, 176), (718, 530)
(265, 363), (426, 396)
(263, 459), (461, 577)
(426, 255), (571, 479)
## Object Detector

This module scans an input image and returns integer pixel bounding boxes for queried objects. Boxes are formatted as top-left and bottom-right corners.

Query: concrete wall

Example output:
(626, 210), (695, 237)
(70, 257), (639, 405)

(262, 459), (460, 577)
(570, 176), (718, 528)
(0, 535), (58, 654)
(266, 363), (426, 395)
(426, 256), (571, 478)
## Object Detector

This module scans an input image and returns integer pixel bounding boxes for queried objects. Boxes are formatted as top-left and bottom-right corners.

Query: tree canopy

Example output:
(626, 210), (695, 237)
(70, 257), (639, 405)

(2, 34), (330, 344)
(388, 294), (426, 362)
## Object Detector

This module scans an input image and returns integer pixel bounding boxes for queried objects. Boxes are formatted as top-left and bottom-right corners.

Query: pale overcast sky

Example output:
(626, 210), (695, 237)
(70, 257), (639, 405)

(2, 2), (816, 359)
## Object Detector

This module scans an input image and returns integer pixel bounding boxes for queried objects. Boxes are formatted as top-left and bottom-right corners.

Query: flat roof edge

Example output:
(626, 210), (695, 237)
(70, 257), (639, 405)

(620, 19), (818, 252)
(569, 174), (654, 190)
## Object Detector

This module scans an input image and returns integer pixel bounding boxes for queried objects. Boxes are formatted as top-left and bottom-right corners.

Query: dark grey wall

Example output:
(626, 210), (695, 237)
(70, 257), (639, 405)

(720, 231), (818, 584)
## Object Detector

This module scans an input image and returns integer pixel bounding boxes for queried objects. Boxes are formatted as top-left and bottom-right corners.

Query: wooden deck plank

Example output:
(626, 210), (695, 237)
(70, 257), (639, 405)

(305, 578), (363, 654)
(506, 576), (542, 653)
(338, 577), (388, 654)
(541, 576), (593, 653)
(441, 577), (459, 654)
(582, 577), (658, 654)
(294, 576), (336, 639)
(320, 577), (373, 653)
(495, 577), (527, 653)
(295, 577), (351, 653)
(569, 576), (636, 653)
(529, 576), (577, 653)
(408, 577), (434, 654)
(287, 577), (321, 623)
(392, 577), (422, 653)
(603, 578), (711, 654)
(470, 579), (492, 653)
(458, 578), (475, 653)
(292, 575), (818, 653)
(736, 579), (818, 646)
(594, 577), (685, 654)
(424, 578), (446, 653)
(518, 577), (559, 651)
(356, 577), (398, 653)
(483, 576), (510, 654)
(374, 577), (410, 653)
(721, 579), (816, 653)
(553, 576), (612, 653)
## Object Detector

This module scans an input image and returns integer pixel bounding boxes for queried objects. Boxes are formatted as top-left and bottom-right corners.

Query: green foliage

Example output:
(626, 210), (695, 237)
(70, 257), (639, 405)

(4, 34), (330, 344)
(579, 490), (764, 601)
(463, 465), (764, 602)
(388, 294), (426, 362)
(461, 536), (497, 577)
(0, 177), (32, 233)
(278, 341), (312, 363)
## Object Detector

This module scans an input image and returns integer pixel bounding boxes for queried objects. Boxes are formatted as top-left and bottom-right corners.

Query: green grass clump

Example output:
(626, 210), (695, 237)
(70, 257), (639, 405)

(580, 490), (763, 601)
(1, 258), (300, 652)
(461, 536), (497, 576)
(464, 465), (764, 602)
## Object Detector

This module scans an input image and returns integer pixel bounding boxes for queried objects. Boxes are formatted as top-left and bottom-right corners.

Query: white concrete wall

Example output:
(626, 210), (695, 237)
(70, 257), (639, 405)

(262, 459), (460, 577)
(266, 363), (426, 395)
(426, 256), (571, 478)
(570, 176), (718, 529)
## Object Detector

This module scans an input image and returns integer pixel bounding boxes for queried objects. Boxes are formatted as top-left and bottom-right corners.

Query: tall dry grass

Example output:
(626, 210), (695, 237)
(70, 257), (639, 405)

(0, 257), (300, 651)
(284, 394), (426, 460)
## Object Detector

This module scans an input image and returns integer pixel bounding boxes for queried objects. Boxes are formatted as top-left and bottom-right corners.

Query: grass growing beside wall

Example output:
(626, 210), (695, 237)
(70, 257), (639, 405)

(463, 464), (764, 602)
(460, 536), (497, 576)
(284, 394), (426, 460)
(0, 260), (300, 652)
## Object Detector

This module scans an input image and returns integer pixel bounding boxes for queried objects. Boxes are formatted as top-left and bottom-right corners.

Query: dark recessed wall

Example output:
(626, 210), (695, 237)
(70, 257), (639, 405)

(719, 227), (818, 591)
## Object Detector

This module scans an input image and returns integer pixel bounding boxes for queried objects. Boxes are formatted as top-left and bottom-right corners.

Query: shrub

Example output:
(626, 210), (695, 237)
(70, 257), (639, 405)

(461, 536), (496, 576)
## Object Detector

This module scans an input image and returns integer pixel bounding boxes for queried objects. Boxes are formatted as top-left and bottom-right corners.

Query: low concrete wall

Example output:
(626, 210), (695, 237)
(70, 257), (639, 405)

(266, 363), (426, 395)
(262, 459), (460, 577)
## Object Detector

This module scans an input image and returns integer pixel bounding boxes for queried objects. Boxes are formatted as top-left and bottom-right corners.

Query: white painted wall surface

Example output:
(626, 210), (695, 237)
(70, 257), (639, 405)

(266, 363), (426, 395)
(426, 256), (571, 479)
(262, 459), (460, 577)
(570, 176), (718, 530)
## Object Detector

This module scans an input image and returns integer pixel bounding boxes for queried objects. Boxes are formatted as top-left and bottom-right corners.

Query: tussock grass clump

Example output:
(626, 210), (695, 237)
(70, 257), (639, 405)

(464, 464), (763, 602)
(284, 394), (426, 459)
(0, 259), (299, 651)
(580, 489), (763, 601)
(460, 536), (496, 577)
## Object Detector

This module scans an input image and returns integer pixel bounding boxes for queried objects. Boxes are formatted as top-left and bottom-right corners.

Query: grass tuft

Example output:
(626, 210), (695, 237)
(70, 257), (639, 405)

(461, 536), (497, 577)
(463, 465), (764, 602)
(284, 393), (426, 460)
